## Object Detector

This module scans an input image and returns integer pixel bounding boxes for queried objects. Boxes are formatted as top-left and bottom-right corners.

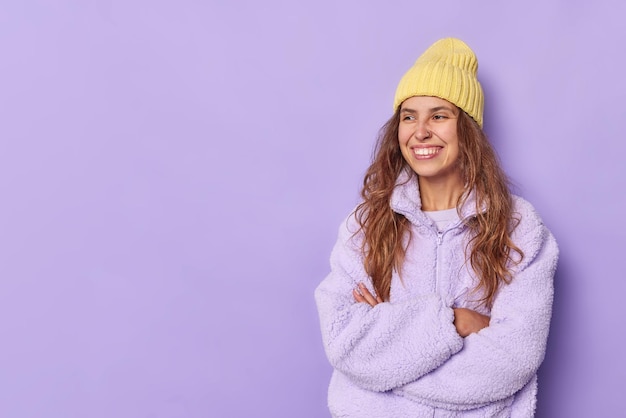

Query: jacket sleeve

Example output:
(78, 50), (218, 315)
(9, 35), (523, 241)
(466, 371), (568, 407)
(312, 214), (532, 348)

(314, 213), (464, 393)
(394, 204), (558, 409)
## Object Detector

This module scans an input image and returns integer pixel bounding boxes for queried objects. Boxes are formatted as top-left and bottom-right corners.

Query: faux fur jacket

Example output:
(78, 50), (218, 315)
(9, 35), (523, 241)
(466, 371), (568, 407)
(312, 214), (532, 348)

(315, 171), (559, 417)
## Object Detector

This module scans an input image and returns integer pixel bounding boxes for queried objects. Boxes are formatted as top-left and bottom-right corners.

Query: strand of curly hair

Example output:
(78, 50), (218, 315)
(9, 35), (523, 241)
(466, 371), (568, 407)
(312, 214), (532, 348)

(354, 109), (523, 308)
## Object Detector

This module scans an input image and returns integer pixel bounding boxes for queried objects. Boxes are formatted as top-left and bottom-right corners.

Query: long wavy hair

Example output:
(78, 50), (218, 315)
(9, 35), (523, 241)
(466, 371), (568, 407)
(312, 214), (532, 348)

(355, 108), (523, 308)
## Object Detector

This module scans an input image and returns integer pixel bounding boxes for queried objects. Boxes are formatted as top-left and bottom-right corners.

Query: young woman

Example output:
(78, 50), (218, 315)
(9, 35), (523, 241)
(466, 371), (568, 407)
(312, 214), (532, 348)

(315, 38), (559, 417)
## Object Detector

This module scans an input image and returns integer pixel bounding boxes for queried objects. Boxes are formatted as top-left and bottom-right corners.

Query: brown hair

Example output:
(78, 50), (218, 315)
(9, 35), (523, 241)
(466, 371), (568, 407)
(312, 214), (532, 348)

(355, 109), (523, 307)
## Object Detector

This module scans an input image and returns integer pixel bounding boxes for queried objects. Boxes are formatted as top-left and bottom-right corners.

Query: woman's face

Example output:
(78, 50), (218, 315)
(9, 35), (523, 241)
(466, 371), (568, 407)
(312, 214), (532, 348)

(398, 96), (462, 184)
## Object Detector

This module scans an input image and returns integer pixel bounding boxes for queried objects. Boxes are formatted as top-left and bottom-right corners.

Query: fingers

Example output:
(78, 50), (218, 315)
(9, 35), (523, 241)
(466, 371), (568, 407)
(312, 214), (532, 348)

(353, 283), (381, 307)
(352, 288), (366, 303)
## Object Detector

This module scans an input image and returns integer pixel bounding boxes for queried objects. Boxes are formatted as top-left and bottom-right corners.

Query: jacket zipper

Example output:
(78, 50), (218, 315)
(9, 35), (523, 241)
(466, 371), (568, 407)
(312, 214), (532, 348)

(435, 230), (444, 295)
(434, 220), (464, 300)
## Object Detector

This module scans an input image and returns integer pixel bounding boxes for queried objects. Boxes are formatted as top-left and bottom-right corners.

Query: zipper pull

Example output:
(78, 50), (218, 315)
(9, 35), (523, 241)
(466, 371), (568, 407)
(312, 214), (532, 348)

(437, 231), (443, 245)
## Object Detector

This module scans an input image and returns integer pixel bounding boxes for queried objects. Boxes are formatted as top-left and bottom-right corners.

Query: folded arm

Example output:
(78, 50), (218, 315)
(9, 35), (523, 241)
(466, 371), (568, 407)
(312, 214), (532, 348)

(315, 215), (463, 392)
(395, 221), (558, 409)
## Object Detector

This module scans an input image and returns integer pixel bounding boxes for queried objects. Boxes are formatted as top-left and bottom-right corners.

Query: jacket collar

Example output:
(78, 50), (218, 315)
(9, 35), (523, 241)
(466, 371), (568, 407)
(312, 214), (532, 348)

(390, 169), (480, 226)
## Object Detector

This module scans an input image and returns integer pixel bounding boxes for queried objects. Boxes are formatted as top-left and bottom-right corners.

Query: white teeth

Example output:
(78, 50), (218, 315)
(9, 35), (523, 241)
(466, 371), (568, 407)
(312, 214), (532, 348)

(413, 147), (439, 156)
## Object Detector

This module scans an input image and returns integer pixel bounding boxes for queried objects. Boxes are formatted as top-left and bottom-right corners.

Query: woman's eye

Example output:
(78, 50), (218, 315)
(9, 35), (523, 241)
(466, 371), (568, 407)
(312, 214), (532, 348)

(433, 114), (447, 120)
(402, 115), (415, 121)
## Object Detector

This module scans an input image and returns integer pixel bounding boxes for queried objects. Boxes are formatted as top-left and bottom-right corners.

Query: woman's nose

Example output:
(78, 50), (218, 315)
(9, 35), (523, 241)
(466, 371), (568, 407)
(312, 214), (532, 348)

(413, 122), (431, 140)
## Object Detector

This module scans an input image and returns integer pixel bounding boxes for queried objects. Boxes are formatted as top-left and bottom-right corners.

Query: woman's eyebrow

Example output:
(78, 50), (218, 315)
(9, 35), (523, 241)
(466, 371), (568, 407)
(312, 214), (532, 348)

(430, 106), (457, 113)
(400, 106), (457, 114)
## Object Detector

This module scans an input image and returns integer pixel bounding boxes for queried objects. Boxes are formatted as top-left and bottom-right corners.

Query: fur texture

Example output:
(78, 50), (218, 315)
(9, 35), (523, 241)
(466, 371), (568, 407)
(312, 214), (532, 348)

(315, 172), (558, 417)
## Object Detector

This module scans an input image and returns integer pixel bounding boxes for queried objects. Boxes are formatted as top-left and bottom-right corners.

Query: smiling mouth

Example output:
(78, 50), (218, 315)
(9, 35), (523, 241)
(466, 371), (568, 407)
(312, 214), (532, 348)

(413, 147), (441, 157)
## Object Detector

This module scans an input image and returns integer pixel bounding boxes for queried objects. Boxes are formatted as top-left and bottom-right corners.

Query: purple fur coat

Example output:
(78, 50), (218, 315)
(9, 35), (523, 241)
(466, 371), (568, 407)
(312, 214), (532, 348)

(315, 171), (559, 417)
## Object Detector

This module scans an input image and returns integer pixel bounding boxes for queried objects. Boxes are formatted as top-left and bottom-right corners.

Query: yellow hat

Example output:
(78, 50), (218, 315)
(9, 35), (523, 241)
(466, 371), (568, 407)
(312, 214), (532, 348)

(393, 38), (484, 127)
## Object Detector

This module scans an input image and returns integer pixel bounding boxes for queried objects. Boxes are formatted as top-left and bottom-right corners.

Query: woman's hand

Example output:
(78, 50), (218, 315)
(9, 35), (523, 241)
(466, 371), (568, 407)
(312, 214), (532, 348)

(453, 308), (490, 337)
(353, 283), (383, 307)
(352, 285), (490, 337)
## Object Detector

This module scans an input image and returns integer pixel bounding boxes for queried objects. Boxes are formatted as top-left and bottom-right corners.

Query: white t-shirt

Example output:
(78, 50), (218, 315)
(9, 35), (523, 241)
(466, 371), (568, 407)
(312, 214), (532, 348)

(423, 207), (459, 232)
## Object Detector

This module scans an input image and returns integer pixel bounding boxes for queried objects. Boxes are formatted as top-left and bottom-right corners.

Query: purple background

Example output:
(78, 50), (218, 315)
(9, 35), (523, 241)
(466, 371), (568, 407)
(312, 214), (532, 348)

(0, 1), (624, 417)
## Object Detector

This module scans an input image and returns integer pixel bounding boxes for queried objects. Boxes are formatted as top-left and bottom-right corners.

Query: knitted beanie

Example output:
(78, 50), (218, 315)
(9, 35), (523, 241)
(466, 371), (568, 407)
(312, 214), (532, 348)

(393, 38), (484, 127)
